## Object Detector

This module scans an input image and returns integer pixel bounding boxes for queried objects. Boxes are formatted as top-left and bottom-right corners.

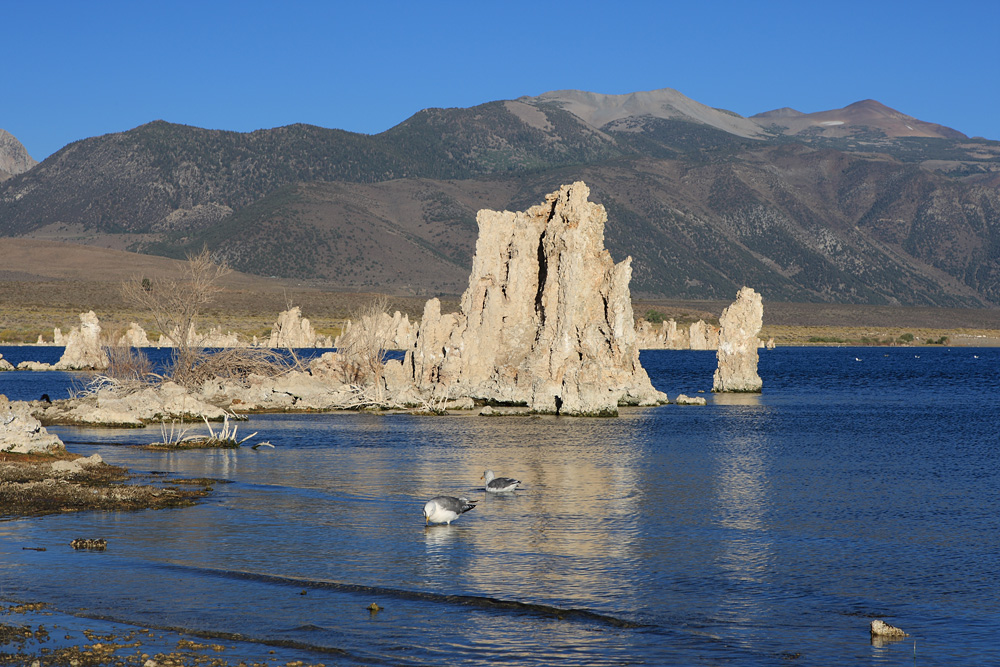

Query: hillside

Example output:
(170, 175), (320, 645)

(2, 88), (1000, 307)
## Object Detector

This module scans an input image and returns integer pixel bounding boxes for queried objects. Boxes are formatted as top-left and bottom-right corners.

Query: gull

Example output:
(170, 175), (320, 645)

(423, 496), (476, 525)
(482, 469), (521, 494)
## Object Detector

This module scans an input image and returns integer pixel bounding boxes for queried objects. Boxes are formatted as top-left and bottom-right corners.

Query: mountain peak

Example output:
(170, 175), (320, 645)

(0, 129), (37, 180)
(753, 99), (966, 140)
(751, 107), (805, 119)
(523, 88), (767, 139)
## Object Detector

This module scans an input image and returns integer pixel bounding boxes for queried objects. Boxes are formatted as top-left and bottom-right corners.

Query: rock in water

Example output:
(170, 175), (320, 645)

(712, 287), (763, 393)
(870, 619), (907, 638)
(55, 311), (108, 370)
(0, 395), (64, 453)
(405, 181), (666, 416)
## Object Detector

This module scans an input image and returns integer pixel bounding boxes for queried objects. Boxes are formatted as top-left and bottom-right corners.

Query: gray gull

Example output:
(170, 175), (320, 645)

(482, 469), (521, 493)
(423, 496), (477, 525)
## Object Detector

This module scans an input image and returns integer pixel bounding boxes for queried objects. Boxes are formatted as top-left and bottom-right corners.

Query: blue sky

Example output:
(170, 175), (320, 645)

(4, 0), (998, 161)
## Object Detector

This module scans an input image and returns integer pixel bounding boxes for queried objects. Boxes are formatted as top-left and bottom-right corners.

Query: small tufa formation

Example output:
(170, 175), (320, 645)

(119, 322), (152, 348)
(1, 394), (65, 453)
(712, 287), (763, 393)
(335, 311), (417, 351)
(870, 619), (908, 638)
(55, 311), (108, 370)
(268, 307), (320, 348)
(0, 354), (14, 371)
(634, 318), (721, 350)
(403, 182), (666, 416)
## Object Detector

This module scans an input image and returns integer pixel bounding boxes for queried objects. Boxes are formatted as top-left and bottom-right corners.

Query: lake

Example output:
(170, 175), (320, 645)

(1, 346), (998, 665)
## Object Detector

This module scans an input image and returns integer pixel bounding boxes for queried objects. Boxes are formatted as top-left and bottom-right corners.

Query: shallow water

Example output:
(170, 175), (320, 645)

(2, 347), (999, 664)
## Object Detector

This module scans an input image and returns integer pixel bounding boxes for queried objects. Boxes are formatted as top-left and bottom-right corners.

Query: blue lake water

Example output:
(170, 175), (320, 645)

(1, 346), (999, 665)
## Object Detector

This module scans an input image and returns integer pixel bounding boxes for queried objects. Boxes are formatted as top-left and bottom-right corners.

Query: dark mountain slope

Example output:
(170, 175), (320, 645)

(153, 145), (998, 306)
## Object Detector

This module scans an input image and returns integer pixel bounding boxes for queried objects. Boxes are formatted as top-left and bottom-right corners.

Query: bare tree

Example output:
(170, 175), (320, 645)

(121, 248), (232, 386)
(337, 295), (392, 401)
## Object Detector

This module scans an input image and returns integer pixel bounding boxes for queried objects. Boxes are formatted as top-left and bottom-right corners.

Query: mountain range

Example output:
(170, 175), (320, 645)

(2, 88), (999, 306)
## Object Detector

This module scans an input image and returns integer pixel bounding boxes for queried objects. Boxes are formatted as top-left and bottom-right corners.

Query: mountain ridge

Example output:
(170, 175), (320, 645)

(2, 88), (999, 308)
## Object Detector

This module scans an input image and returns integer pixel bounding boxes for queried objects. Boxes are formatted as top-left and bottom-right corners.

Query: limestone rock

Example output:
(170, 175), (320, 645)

(335, 310), (417, 351)
(17, 361), (53, 371)
(36, 382), (227, 427)
(51, 454), (104, 475)
(0, 128), (37, 180)
(689, 320), (720, 350)
(403, 182), (667, 415)
(268, 307), (319, 348)
(1, 395), (64, 453)
(674, 394), (707, 405)
(0, 354), (14, 371)
(119, 322), (152, 348)
(712, 287), (763, 393)
(54, 311), (108, 370)
(870, 619), (907, 638)
(635, 318), (724, 350)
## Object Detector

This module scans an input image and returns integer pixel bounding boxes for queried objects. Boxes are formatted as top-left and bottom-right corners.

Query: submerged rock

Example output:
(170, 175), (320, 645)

(712, 287), (763, 393)
(403, 181), (667, 415)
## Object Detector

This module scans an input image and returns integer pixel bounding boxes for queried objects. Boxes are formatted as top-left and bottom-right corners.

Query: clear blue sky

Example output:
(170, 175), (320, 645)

(4, 0), (998, 161)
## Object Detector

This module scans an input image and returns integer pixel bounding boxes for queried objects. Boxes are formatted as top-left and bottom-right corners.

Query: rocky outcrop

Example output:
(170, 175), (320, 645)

(335, 311), (417, 351)
(0, 354), (14, 371)
(635, 318), (725, 350)
(712, 287), (763, 392)
(689, 320), (720, 350)
(35, 381), (228, 427)
(1, 395), (64, 453)
(870, 619), (907, 638)
(159, 323), (244, 348)
(119, 322), (152, 347)
(0, 129), (37, 181)
(268, 307), (320, 348)
(402, 182), (667, 415)
(55, 311), (108, 370)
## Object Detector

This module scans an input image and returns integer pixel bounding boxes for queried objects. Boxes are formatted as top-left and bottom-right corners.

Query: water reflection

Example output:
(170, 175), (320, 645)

(711, 392), (762, 406)
(710, 405), (774, 630)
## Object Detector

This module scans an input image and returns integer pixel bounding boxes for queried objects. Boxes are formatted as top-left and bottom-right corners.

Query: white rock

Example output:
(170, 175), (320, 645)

(402, 182), (667, 416)
(712, 287), (763, 393)
(54, 311), (108, 370)
(0, 394), (64, 453)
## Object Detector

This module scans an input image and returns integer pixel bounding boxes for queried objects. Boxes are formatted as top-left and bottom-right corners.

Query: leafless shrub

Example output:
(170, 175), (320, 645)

(180, 347), (297, 388)
(337, 296), (391, 394)
(121, 248), (231, 387)
(103, 341), (155, 384)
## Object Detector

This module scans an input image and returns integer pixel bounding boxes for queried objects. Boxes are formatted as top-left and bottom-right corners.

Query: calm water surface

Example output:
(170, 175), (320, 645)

(1, 347), (998, 665)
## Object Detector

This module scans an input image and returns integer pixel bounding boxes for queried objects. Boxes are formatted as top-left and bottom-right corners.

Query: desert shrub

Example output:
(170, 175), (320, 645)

(122, 248), (231, 386)
(645, 309), (665, 324)
(180, 347), (297, 388)
(336, 296), (391, 389)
